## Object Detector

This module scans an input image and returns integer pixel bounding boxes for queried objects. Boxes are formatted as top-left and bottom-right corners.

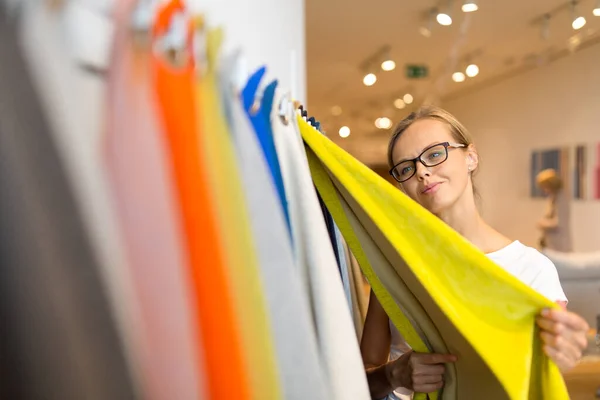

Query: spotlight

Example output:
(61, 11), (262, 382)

(465, 64), (479, 77)
(339, 126), (351, 138)
(381, 60), (396, 71)
(452, 71), (466, 82)
(363, 73), (377, 86)
(375, 117), (392, 129)
(437, 12), (452, 26)
(462, 0), (478, 12)
(394, 98), (406, 109)
(571, 1), (586, 30)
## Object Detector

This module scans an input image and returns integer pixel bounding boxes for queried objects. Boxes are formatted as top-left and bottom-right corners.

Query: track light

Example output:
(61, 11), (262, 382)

(452, 72), (466, 82)
(437, 12), (452, 26)
(465, 64), (479, 77)
(381, 60), (396, 71)
(375, 117), (393, 130)
(394, 98), (406, 109)
(363, 73), (377, 86)
(437, 1), (453, 26)
(541, 14), (550, 40)
(571, 1), (586, 30)
(339, 126), (351, 138)
(462, 0), (478, 12)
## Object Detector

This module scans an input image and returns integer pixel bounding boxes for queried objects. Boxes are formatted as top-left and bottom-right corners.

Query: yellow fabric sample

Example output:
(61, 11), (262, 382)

(197, 28), (281, 400)
(299, 116), (568, 400)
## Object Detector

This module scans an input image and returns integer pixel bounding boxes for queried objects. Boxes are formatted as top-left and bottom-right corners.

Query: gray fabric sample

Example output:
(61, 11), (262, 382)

(0, 7), (136, 399)
(220, 56), (330, 400)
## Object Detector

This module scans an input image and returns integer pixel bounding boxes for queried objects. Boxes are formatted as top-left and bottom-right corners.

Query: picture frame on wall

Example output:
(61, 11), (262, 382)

(530, 147), (569, 198)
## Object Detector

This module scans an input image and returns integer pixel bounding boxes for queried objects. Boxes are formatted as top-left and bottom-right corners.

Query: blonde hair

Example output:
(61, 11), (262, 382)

(387, 105), (474, 168)
(536, 169), (562, 192)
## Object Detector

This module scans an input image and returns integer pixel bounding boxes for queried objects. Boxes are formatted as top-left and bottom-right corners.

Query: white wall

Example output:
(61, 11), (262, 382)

(443, 44), (600, 252)
(191, 0), (306, 103)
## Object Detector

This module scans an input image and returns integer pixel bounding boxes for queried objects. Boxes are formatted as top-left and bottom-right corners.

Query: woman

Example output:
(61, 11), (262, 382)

(536, 168), (573, 252)
(361, 106), (589, 399)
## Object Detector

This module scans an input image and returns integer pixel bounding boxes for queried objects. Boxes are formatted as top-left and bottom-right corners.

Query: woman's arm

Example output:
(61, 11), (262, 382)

(360, 291), (456, 398)
(360, 290), (396, 398)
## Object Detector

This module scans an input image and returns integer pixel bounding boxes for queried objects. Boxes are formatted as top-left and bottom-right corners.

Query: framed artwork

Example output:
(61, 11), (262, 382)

(530, 147), (569, 198)
(573, 145), (587, 200)
(594, 142), (600, 200)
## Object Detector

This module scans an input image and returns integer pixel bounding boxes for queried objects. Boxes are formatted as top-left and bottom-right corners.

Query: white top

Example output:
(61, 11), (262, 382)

(387, 240), (567, 399)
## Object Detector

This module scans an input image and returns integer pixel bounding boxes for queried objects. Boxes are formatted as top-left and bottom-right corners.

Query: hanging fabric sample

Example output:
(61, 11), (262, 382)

(103, 1), (204, 398)
(299, 116), (569, 400)
(0, 6), (135, 399)
(241, 68), (291, 232)
(196, 29), (283, 400)
(270, 91), (371, 400)
(219, 51), (330, 400)
(17, 0), (143, 386)
(151, 2), (251, 398)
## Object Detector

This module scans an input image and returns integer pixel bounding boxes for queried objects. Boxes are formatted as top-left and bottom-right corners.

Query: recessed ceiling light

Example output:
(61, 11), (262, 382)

(465, 64), (479, 77)
(375, 117), (392, 129)
(394, 98), (406, 109)
(403, 93), (414, 104)
(363, 73), (377, 86)
(436, 12), (452, 26)
(452, 72), (466, 82)
(381, 60), (396, 71)
(339, 126), (351, 138)
(462, 1), (478, 13)
(331, 105), (342, 116)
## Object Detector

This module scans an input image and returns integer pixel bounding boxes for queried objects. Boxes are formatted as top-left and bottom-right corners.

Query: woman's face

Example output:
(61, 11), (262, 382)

(391, 119), (477, 215)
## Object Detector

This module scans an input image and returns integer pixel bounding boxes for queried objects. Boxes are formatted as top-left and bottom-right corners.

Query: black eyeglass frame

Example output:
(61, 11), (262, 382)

(389, 141), (466, 183)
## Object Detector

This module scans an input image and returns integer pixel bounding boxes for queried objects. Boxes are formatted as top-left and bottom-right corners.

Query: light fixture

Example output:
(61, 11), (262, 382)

(381, 60), (396, 71)
(465, 64), (479, 77)
(339, 126), (351, 138)
(452, 71), (466, 82)
(363, 73), (377, 86)
(462, 0), (478, 12)
(436, 12), (452, 26)
(375, 117), (393, 130)
(437, 1), (453, 26)
(331, 105), (342, 116)
(394, 98), (406, 109)
(571, 1), (586, 30)
(541, 14), (551, 40)
(403, 93), (414, 104)
(594, 0), (600, 16)
(420, 9), (436, 37)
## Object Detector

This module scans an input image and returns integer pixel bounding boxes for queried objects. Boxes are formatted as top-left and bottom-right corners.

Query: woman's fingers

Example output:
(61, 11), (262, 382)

(413, 381), (444, 394)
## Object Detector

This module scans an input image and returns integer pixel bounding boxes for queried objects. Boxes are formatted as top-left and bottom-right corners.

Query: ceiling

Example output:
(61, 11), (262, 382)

(305, 0), (600, 165)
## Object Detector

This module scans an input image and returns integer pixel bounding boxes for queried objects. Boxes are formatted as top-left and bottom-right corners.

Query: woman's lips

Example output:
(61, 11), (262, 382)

(421, 182), (442, 195)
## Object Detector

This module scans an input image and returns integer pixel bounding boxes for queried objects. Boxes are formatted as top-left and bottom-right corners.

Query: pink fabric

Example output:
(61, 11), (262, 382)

(103, 1), (204, 398)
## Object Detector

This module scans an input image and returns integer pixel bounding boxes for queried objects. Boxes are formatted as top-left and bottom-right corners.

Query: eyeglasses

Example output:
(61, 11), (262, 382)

(389, 142), (466, 183)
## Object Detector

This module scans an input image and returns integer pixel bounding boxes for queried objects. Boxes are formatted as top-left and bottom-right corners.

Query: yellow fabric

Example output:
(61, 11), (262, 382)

(198, 28), (281, 400)
(299, 116), (568, 400)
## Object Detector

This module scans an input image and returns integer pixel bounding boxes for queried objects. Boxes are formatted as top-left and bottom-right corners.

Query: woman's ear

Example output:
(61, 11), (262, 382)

(466, 144), (479, 172)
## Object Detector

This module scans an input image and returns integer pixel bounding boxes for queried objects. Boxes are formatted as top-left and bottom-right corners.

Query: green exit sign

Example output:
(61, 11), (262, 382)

(405, 64), (429, 79)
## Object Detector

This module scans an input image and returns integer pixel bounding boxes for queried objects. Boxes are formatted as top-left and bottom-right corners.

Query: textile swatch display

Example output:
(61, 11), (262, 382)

(197, 29), (282, 400)
(300, 117), (569, 400)
(0, 7), (135, 399)
(271, 92), (371, 400)
(104, 1), (204, 398)
(219, 50), (331, 398)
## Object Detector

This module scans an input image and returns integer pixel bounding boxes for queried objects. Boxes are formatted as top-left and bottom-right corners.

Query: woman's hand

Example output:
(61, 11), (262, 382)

(536, 308), (589, 372)
(386, 350), (457, 393)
